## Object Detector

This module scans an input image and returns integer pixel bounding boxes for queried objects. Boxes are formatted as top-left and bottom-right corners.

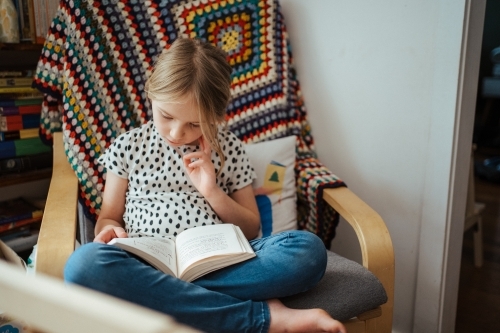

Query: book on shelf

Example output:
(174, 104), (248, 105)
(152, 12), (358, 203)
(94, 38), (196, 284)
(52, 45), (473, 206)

(0, 77), (34, 87)
(0, 137), (51, 159)
(0, 151), (52, 174)
(32, 0), (60, 44)
(0, 217), (42, 234)
(0, 71), (25, 78)
(0, 128), (39, 141)
(0, 114), (40, 131)
(0, 86), (39, 94)
(108, 224), (256, 282)
(0, 104), (41, 116)
(0, 197), (43, 225)
(0, 96), (43, 108)
(13, 0), (36, 42)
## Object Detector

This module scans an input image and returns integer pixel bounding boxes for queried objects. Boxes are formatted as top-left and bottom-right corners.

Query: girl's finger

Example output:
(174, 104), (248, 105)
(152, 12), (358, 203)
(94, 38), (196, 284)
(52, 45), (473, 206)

(183, 152), (203, 166)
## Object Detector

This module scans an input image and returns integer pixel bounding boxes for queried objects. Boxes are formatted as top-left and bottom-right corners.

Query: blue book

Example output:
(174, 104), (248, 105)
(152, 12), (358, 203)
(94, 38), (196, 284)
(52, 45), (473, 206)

(21, 114), (40, 129)
(0, 141), (16, 159)
(0, 100), (16, 107)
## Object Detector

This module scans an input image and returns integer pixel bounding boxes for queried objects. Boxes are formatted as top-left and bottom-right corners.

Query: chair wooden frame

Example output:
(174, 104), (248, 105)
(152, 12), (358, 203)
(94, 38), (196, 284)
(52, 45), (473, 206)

(35, 132), (395, 333)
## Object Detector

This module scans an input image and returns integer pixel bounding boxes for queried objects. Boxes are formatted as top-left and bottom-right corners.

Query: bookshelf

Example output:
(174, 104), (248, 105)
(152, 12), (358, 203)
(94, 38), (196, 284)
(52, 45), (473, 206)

(0, 42), (51, 257)
(0, 42), (51, 188)
(0, 0), (60, 262)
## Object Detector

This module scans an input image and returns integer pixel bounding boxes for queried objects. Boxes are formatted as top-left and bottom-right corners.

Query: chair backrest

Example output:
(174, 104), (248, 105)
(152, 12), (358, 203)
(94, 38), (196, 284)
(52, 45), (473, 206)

(34, 0), (344, 246)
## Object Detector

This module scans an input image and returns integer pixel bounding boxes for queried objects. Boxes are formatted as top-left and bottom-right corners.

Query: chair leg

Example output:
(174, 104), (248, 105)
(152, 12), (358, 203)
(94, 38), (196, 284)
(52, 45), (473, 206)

(473, 217), (484, 268)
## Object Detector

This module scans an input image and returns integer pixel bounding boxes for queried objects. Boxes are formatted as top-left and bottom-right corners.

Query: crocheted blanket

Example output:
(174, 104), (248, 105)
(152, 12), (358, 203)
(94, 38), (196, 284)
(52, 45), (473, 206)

(33, 0), (345, 246)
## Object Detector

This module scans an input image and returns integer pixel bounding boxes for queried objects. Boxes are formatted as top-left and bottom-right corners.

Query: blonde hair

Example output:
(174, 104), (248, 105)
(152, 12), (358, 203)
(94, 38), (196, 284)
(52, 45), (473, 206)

(145, 38), (232, 173)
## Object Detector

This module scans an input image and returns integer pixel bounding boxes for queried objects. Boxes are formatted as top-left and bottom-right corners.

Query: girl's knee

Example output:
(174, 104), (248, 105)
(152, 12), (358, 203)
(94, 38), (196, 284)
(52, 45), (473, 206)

(290, 231), (327, 281)
(64, 242), (111, 285)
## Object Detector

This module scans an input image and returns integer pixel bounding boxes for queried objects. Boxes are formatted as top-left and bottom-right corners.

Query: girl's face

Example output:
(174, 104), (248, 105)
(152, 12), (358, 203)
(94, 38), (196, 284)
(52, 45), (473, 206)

(152, 96), (203, 147)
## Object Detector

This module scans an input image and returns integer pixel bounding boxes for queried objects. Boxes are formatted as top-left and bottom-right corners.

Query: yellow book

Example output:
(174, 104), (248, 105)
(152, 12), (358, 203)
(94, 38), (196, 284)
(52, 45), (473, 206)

(0, 87), (39, 94)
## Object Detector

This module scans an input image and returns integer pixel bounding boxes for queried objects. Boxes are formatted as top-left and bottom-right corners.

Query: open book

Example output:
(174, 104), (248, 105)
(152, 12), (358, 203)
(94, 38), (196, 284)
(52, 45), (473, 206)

(108, 224), (255, 282)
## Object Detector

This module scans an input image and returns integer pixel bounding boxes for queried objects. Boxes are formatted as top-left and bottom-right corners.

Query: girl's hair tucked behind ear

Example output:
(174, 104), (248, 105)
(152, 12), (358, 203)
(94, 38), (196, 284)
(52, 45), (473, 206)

(145, 38), (232, 172)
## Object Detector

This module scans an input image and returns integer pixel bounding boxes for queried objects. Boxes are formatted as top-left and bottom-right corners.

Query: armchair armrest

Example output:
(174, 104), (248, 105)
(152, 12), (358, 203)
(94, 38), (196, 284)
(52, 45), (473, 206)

(36, 132), (79, 279)
(1, 260), (199, 333)
(323, 187), (394, 332)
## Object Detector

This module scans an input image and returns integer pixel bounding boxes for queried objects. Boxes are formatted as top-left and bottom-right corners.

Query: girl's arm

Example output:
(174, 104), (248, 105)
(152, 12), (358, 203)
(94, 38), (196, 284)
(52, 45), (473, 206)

(94, 171), (129, 243)
(183, 137), (260, 239)
(204, 184), (260, 240)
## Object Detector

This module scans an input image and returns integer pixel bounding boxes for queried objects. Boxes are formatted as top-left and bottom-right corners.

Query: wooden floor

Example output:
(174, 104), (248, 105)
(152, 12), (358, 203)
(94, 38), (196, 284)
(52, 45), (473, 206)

(455, 164), (500, 332)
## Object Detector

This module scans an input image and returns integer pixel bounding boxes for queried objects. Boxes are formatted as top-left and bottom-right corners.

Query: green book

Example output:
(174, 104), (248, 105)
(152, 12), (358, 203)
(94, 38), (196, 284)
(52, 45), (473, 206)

(13, 137), (51, 156)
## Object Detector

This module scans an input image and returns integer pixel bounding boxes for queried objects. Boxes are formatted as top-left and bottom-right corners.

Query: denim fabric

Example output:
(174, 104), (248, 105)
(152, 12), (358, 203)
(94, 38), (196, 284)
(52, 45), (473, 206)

(64, 230), (327, 333)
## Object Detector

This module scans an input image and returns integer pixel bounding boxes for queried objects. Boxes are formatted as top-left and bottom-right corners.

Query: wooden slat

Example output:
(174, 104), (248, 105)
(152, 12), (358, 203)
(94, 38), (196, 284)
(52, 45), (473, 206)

(0, 261), (199, 333)
(343, 318), (367, 333)
(324, 187), (395, 333)
(356, 307), (382, 321)
(35, 132), (79, 278)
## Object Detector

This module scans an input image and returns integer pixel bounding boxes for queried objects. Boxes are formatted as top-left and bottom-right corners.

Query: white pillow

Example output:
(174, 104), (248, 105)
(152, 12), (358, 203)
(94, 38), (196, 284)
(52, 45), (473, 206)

(243, 136), (297, 238)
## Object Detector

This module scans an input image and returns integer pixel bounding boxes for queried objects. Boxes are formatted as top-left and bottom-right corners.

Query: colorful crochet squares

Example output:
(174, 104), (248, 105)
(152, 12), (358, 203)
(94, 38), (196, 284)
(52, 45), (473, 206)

(33, 0), (345, 246)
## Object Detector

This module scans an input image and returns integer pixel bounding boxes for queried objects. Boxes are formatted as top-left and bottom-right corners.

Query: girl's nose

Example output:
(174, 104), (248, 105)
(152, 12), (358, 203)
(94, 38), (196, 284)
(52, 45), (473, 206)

(170, 125), (184, 139)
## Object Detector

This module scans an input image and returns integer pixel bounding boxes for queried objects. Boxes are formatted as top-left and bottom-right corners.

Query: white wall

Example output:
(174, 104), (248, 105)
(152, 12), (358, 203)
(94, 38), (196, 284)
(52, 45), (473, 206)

(279, 0), (475, 332)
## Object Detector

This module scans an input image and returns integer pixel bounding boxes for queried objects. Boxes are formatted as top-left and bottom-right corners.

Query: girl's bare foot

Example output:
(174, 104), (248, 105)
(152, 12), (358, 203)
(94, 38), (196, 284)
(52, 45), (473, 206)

(267, 299), (346, 333)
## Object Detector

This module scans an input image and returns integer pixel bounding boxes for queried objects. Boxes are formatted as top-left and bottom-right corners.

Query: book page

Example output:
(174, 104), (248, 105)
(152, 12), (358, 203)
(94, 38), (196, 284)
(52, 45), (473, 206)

(175, 224), (246, 276)
(108, 238), (177, 276)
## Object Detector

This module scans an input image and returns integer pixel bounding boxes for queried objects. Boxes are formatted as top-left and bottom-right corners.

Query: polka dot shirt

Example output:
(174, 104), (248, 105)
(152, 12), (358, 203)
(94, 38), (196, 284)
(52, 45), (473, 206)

(98, 121), (256, 239)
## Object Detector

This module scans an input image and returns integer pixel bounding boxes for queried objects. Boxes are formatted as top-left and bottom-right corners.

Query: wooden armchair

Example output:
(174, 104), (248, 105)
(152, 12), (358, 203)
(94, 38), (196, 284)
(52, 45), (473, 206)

(36, 132), (394, 333)
(32, 1), (394, 332)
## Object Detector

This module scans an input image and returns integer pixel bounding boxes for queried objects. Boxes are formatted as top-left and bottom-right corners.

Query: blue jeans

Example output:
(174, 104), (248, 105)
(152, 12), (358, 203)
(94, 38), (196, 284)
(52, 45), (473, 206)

(64, 230), (327, 333)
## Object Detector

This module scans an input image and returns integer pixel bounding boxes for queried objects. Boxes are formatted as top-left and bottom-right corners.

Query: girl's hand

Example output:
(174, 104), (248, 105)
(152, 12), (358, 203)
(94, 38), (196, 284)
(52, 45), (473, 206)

(182, 136), (217, 197)
(94, 225), (128, 244)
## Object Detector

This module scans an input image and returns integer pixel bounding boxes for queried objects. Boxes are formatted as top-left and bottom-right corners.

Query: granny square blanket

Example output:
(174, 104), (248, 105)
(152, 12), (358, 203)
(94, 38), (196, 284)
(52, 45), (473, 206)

(33, 0), (346, 246)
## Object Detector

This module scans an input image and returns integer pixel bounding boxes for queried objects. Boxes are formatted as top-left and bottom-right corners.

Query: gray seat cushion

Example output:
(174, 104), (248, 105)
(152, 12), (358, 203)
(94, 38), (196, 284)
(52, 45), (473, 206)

(280, 250), (387, 321)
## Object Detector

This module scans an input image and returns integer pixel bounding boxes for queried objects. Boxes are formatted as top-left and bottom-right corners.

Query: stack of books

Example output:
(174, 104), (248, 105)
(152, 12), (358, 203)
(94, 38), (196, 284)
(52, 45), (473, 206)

(0, 197), (43, 253)
(0, 72), (52, 175)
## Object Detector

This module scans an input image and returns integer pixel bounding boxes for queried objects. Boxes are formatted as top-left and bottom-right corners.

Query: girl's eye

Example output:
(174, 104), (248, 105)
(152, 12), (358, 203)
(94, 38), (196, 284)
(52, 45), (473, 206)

(161, 114), (173, 120)
(191, 123), (200, 128)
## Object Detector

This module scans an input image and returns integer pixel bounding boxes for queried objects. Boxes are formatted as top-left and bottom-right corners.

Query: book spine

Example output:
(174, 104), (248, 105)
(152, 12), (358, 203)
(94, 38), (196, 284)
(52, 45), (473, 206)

(18, 104), (41, 114)
(27, 0), (36, 42)
(0, 115), (23, 131)
(0, 212), (35, 225)
(0, 106), (20, 116)
(21, 114), (40, 128)
(0, 86), (39, 94)
(0, 71), (24, 77)
(0, 114), (39, 131)
(0, 128), (39, 141)
(14, 97), (43, 106)
(0, 100), (16, 107)
(0, 141), (16, 159)
(19, 0), (33, 42)
(14, 137), (50, 156)
(0, 217), (42, 234)
(0, 131), (18, 141)
(0, 151), (52, 173)
(0, 77), (34, 87)
(0, 105), (41, 115)
(0, 137), (49, 158)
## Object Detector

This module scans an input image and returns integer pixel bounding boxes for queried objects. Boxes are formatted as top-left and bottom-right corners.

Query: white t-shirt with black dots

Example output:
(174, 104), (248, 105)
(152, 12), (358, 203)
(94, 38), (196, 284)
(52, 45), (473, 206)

(98, 121), (256, 239)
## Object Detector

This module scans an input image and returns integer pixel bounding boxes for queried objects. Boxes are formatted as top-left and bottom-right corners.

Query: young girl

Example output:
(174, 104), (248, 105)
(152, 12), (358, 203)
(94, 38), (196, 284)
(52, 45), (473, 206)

(64, 38), (346, 333)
